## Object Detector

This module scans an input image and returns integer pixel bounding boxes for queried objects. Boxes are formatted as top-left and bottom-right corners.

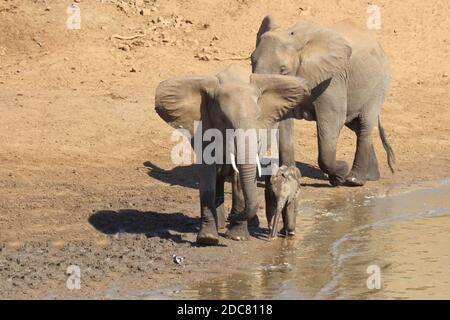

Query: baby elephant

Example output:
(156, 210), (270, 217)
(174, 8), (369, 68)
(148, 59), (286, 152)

(266, 165), (302, 238)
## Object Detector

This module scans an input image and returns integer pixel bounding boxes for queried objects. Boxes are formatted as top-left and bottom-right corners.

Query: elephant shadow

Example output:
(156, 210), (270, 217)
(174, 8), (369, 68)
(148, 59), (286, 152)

(143, 161), (198, 189)
(295, 162), (333, 188)
(295, 161), (328, 181)
(143, 160), (328, 189)
(88, 209), (199, 244)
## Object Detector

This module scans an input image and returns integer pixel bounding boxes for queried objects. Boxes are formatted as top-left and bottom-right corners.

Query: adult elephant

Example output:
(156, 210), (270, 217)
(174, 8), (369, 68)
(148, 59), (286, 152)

(155, 65), (310, 245)
(252, 16), (395, 187)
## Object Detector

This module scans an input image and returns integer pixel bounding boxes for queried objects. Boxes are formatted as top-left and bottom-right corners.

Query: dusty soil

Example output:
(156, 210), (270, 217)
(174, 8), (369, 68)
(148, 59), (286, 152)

(0, 0), (449, 299)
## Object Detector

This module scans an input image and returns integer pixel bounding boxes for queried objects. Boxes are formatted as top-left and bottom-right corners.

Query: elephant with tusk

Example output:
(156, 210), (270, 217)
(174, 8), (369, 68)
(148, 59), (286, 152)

(266, 165), (302, 239)
(154, 64), (310, 245)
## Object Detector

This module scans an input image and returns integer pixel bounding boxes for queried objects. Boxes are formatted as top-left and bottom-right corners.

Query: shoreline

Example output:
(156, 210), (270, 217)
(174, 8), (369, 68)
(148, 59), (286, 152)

(2, 173), (449, 299)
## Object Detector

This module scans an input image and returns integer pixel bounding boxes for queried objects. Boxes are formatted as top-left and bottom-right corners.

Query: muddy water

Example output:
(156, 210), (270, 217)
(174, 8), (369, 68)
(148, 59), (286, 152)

(144, 179), (450, 299)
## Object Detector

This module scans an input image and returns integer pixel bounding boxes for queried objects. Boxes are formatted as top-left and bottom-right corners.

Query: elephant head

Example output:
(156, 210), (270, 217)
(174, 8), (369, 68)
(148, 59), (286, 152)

(155, 65), (309, 225)
(251, 15), (352, 119)
(268, 165), (302, 238)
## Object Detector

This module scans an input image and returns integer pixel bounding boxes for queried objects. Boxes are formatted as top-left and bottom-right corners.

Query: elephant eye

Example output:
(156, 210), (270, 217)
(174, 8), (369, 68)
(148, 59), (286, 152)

(280, 66), (288, 75)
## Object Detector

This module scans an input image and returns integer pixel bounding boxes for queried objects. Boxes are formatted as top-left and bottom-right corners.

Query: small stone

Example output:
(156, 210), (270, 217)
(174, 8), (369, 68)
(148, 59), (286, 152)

(140, 9), (151, 16)
(298, 6), (311, 15)
(117, 2), (130, 14)
(118, 44), (131, 51)
(195, 53), (211, 61)
(198, 23), (210, 29)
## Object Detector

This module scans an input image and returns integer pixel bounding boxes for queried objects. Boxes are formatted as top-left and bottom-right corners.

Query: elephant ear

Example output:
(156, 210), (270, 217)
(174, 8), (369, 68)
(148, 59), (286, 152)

(154, 76), (218, 136)
(287, 166), (302, 181)
(250, 74), (310, 127)
(298, 28), (352, 89)
(256, 15), (279, 47)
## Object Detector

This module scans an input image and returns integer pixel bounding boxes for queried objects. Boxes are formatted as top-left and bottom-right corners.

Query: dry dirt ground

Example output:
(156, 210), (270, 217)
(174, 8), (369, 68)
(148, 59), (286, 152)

(0, 0), (449, 299)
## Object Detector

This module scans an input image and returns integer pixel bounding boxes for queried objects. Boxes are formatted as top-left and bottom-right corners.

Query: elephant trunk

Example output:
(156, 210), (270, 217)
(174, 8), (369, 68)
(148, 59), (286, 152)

(237, 163), (258, 221)
(269, 196), (288, 238)
(228, 129), (260, 222)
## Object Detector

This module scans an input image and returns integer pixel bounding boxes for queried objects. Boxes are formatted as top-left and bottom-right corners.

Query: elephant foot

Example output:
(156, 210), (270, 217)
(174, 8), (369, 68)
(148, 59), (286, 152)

(217, 208), (227, 230)
(326, 161), (349, 187)
(196, 221), (219, 246)
(366, 166), (380, 181)
(280, 227), (296, 237)
(344, 171), (366, 187)
(225, 221), (250, 241)
(228, 211), (259, 228)
(329, 175), (345, 187)
(248, 214), (260, 228)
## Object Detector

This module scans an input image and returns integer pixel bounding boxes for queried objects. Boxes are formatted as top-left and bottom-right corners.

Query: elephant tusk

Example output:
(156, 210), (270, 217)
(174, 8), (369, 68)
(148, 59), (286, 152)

(255, 154), (262, 177)
(230, 153), (239, 174)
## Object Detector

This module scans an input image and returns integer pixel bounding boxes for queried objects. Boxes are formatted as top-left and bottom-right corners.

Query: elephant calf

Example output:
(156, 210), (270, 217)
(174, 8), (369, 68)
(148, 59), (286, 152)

(252, 16), (396, 187)
(266, 165), (302, 238)
(154, 64), (310, 245)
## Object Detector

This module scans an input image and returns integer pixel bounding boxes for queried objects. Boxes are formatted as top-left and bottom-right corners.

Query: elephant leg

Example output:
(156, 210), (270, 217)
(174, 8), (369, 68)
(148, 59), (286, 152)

(264, 175), (277, 229)
(249, 211), (260, 228)
(316, 120), (348, 186)
(366, 144), (380, 181)
(345, 116), (378, 186)
(215, 174), (226, 230)
(230, 171), (244, 217)
(278, 116), (295, 166)
(281, 200), (296, 236)
(197, 163), (219, 245)
(315, 83), (349, 186)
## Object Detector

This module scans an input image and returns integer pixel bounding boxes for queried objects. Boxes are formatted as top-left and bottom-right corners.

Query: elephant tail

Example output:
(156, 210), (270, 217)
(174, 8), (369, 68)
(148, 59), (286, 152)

(378, 116), (396, 173)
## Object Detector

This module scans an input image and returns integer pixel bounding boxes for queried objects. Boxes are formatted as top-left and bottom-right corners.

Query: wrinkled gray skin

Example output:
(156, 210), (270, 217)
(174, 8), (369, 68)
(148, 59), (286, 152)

(252, 16), (396, 188)
(266, 165), (302, 238)
(155, 64), (310, 245)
